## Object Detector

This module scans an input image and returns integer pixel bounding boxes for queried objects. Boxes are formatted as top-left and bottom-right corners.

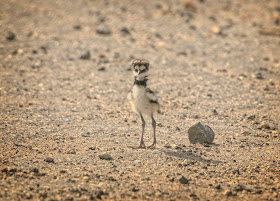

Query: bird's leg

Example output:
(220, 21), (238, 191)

(138, 114), (146, 149)
(148, 116), (156, 149)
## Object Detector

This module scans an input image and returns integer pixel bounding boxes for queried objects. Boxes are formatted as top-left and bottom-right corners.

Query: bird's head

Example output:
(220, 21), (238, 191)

(132, 59), (149, 80)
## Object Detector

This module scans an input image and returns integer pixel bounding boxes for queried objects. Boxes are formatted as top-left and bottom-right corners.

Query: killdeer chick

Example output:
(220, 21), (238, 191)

(127, 59), (159, 149)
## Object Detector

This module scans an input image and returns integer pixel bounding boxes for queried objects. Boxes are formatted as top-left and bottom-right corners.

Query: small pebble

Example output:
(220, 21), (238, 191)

(261, 122), (270, 129)
(6, 31), (16, 41)
(225, 190), (233, 196)
(73, 25), (82, 30)
(254, 72), (264, 80)
(179, 176), (189, 184)
(98, 67), (106, 71)
(44, 157), (54, 163)
(99, 154), (113, 160)
(80, 51), (91, 60)
(120, 27), (130, 34)
(96, 26), (112, 35)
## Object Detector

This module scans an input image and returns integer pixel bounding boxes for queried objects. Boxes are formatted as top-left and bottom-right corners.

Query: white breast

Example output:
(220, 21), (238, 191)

(128, 85), (152, 115)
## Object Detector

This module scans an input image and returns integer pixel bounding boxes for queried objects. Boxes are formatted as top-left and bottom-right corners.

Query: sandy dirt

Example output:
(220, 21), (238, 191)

(1, 0), (280, 200)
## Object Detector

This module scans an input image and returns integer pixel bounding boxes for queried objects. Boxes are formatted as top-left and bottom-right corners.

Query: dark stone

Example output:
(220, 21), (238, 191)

(73, 25), (82, 30)
(98, 67), (106, 71)
(255, 72), (264, 79)
(31, 168), (39, 173)
(44, 157), (54, 163)
(131, 186), (139, 192)
(96, 190), (107, 199)
(225, 190), (233, 196)
(96, 26), (112, 35)
(99, 154), (113, 160)
(179, 176), (189, 184)
(188, 122), (215, 144)
(212, 109), (218, 115)
(6, 31), (16, 41)
(40, 46), (48, 54)
(247, 115), (256, 120)
(80, 51), (91, 60)
(233, 184), (245, 192)
(120, 27), (130, 34)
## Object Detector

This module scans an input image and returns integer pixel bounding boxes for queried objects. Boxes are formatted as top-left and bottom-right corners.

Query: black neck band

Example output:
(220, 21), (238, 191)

(134, 78), (147, 86)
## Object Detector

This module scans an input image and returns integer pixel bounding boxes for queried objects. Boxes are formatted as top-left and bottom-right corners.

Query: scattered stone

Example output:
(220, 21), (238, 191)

(83, 176), (90, 181)
(247, 115), (256, 120)
(40, 46), (48, 54)
(261, 122), (270, 129)
(254, 72), (264, 80)
(177, 51), (187, 56)
(96, 26), (112, 35)
(68, 150), (76, 154)
(73, 25), (82, 30)
(179, 176), (189, 184)
(1, 168), (8, 173)
(188, 122), (215, 144)
(120, 27), (130, 34)
(89, 147), (96, 150)
(82, 132), (91, 137)
(98, 67), (106, 71)
(31, 168), (39, 173)
(11, 49), (18, 55)
(252, 120), (258, 124)
(9, 168), (17, 174)
(44, 157), (54, 163)
(96, 190), (107, 199)
(80, 51), (91, 60)
(131, 186), (139, 192)
(233, 184), (245, 192)
(224, 190), (233, 196)
(6, 31), (16, 41)
(215, 184), (221, 190)
(190, 193), (197, 197)
(99, 154), (113, 160)
(39, 191), (48, 199)
(212, 109), (218, 115)
(241, 131), (250, 135)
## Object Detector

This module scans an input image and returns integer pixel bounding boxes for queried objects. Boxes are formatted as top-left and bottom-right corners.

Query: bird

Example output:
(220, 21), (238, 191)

(127, 59), (159, 149)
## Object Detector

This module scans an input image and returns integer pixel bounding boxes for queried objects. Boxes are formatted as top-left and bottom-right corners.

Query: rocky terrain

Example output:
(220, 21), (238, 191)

(1, 0), (280, 200)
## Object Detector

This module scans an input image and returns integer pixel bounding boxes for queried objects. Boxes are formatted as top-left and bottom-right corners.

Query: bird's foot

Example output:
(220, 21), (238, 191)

(129, 142), (146, 149)
(147, 143), (156, 149)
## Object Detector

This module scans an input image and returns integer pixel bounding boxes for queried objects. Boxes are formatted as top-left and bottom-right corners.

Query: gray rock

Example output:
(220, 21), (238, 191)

(6, 31), (16, 41)
(80, 51), (91, 60)
(188, 122), (215, 144)
(96, 26), (111, 35)
(99, 154), (113, 160)
(233, 184), (245, 192)
(44, 157), (54, 163)
(179, 176), (189, 184)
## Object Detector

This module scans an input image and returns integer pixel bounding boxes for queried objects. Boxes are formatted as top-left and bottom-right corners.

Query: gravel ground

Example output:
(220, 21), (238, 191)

(1, 0), (280, 200)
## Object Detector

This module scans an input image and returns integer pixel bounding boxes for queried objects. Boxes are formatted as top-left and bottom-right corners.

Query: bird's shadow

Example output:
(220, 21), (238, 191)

(160, 149), (222, 164)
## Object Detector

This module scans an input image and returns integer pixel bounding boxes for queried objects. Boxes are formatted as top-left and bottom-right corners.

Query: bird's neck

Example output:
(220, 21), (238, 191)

(134, 76), (148, 86)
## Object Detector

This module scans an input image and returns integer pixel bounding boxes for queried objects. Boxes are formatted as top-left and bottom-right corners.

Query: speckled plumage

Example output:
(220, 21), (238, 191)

(127, 59), (159, 149)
